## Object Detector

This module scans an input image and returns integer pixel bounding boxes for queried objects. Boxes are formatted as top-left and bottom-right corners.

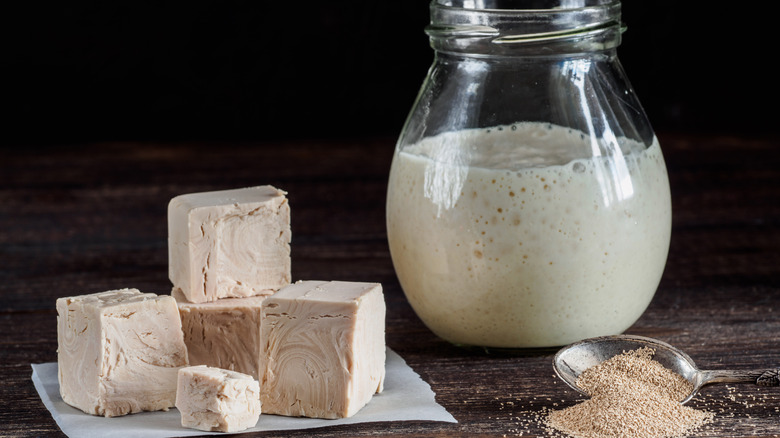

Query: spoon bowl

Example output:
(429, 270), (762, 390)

(553, 334), (779, 404)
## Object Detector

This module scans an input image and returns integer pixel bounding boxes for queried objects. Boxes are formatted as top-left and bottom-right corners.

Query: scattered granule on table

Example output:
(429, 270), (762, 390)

(545, 347), (714, 438)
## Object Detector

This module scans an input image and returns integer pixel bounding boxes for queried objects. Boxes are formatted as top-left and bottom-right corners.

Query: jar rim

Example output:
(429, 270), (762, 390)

(427, 0), (622, 54)
(433, 0), (619, 13)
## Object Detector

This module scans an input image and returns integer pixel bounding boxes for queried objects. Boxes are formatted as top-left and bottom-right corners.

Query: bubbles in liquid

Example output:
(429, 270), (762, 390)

(387, 122), (671, 348)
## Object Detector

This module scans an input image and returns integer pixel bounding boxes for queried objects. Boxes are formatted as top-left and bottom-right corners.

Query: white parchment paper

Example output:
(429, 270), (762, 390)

(31, 348), (456, 438)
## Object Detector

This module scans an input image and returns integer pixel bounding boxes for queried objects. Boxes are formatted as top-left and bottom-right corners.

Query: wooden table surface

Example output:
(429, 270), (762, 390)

(1, 132), (779, 437)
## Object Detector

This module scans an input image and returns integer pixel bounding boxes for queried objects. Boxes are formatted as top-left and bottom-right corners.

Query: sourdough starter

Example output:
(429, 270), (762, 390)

(386, 122), (671, 348)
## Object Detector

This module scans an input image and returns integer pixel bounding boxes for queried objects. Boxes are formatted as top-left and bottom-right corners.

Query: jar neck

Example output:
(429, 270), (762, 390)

(426, 0), (624, 56)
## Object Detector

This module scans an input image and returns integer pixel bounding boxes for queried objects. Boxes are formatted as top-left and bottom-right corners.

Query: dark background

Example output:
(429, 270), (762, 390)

(5, 2), (777, 145)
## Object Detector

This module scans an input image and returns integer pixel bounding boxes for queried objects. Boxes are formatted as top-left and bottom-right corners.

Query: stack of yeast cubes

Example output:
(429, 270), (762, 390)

(56, 185), (386, 433)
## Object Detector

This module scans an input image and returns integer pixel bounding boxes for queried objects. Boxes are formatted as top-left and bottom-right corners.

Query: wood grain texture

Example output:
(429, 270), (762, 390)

(1, 133), (778, 437)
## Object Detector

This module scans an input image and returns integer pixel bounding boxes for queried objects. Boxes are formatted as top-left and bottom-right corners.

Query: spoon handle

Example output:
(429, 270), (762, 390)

(700, 368), (780, 387)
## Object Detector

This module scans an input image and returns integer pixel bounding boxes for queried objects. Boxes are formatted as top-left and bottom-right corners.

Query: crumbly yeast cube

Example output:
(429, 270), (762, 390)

(174, 289), (266, 379)
(176, 365), (261, 433)
(56, 288), (189, 417)
(168, 185), (291, 304)
(259, 280), (386, 419)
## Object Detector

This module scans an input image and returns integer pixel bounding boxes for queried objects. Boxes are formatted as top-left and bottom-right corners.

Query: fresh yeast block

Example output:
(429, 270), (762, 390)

(56, 288), (189, 417)
(259, 280), (386, 419)
(174, 289), (265, 379)
(176, 365), (261, 433)
(168, 185), (291, 303)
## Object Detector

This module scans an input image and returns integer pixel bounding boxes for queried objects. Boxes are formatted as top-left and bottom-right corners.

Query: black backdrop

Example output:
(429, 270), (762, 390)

(6, 2), (776, 144)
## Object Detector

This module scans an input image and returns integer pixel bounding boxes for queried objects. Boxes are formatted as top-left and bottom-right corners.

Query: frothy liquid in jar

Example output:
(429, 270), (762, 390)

(386, 122), (672, 348)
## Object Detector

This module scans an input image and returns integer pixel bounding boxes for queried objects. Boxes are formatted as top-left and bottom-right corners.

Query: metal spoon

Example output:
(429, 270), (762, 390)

(553, 334), (779, 404)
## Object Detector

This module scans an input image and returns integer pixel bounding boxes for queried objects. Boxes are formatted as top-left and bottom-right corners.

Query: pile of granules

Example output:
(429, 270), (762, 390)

(546, 347), (714, 438)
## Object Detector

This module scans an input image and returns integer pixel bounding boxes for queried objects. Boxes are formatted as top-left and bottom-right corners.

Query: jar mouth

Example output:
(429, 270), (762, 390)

(434, 0), (618, 13)
(427, 0), (623, 53)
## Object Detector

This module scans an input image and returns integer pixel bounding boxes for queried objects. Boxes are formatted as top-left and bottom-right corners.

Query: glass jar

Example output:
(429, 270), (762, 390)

(386, 0), (671, 350)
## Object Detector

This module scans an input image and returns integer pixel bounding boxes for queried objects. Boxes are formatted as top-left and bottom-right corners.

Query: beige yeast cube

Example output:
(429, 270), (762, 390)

(56, 288), (189, 417)
(168, 185), (291, 303)
(259, 280), (386, 419)
(174, 289), (266, 379)
(176, 365), (261, 433)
